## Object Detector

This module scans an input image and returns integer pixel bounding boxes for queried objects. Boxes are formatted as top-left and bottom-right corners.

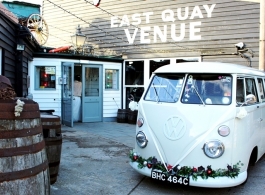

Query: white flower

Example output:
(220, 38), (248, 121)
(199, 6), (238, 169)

(129, 101), (138, 111)
(236, 108), (248, 119)
(14, 99), (25, 117)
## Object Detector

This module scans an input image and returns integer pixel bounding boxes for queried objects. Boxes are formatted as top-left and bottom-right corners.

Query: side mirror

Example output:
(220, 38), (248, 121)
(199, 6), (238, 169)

(245, 94), (257, 104)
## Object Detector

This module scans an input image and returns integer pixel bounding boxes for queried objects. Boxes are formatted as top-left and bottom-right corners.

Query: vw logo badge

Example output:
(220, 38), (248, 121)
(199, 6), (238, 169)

(163, 116), (186, 140)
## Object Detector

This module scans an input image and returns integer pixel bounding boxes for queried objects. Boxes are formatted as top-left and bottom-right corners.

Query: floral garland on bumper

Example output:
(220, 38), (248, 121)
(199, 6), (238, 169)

(129, 151), (243, 180)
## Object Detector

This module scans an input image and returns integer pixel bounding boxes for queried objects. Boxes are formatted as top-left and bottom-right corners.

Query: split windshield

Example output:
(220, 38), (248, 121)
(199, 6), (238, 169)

(144, 73), (232, 105)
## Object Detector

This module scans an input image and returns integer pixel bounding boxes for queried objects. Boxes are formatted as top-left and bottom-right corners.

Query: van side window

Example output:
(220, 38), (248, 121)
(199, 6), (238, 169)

(236, 79), (244, 103)
(258, 78), (265, 102)
(245, 78), (259, 103)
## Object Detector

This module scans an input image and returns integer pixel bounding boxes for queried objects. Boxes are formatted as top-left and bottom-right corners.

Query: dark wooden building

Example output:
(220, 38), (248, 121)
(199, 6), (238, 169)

(0, 2), (40, 97)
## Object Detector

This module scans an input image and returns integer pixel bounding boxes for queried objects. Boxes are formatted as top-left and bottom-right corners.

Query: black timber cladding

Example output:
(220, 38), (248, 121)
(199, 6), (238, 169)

(0, 4), (37, 97)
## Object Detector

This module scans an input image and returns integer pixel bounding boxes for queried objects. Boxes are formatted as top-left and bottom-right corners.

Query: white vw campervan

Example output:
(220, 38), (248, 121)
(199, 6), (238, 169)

(129, 62), (265, 188)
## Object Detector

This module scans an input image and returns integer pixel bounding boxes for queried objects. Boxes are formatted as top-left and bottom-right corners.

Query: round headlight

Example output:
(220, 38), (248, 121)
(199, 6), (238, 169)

(218, 125), (230, 137)
(136, 131), (148, 148)
(203, 140), (224, 158)
(137, 118), (144, 127)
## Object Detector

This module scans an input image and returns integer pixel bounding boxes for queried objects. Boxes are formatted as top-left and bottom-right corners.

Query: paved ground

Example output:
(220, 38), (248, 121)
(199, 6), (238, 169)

(50, 122), (265, 195)
(50, 122), (138, 195)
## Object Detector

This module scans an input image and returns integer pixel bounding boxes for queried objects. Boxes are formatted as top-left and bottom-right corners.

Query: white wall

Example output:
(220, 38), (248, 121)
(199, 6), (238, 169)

(101, 61), (122, 118)
(29, 58), (79, 116)
(30, 58), (122, 120)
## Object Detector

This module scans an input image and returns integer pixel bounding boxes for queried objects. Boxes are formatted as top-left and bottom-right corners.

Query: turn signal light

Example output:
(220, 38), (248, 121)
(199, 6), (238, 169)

(137, 118), (144, 127)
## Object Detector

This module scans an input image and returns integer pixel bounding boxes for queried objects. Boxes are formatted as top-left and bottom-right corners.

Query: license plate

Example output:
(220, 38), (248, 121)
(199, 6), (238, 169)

(151, 171), (189, 185)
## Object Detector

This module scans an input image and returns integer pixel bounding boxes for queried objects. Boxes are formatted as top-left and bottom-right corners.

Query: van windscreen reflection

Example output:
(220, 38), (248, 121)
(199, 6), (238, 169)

(144, 74), (185, 103)
(144, 73), (232, 105)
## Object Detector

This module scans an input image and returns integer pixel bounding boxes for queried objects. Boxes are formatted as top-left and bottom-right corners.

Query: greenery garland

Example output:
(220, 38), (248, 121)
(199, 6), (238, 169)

(129, 151), (243, 180)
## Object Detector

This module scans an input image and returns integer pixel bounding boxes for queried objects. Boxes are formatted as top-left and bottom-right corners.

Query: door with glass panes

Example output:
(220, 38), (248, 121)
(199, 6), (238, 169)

(82, 65), (103, 122)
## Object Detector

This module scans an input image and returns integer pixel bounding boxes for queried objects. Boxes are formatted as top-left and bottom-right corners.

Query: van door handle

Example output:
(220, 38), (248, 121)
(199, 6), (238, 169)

(258, 118), (263, 122)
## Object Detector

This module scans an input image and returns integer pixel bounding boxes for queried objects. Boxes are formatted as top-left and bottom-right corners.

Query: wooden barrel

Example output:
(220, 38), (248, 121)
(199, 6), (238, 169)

(117, 109), (128, 123)
(128, 110), (138, 124)
(41, 115), (62, 185)
(0, 98), (50, 195)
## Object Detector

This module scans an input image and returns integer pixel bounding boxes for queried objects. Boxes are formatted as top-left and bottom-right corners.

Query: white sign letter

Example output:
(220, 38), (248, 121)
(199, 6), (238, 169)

(124, 28), (138, 44)
(140, 26), (151, 43)
(161, 9), (175, 22)
(190, 6), (203, 19)
(171, 23), (185, 41)
(111, 16), (119, 28)
(154, 25), (167, 43)
(190, 22), (201, 40)
(142, 12), (154, 23)
(131, 13), (141, 25)
(119, 15), (130, 27)
(203, 4), (216, 18)
(177, 7), (189, 21)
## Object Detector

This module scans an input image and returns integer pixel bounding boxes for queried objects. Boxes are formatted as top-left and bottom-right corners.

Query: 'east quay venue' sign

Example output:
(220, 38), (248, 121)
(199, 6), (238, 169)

(110, 4), (216, 44)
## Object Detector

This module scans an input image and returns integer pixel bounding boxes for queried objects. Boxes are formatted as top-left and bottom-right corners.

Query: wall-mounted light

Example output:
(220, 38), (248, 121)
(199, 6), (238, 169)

(71, 24), (86, 54)
(16, 44), (25, 51)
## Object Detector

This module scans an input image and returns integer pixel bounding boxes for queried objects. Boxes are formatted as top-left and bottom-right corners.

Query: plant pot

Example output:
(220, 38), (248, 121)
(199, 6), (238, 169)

(128, 110), (138, 124)
(117, 109), (128, 123)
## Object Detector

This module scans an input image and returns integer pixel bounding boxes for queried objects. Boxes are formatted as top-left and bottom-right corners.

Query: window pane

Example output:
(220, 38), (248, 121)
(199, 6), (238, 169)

(181, 74), (232, 105)
(149, 59), (170, 77)
(126, 87), (144, 108)
(144, 74), (185, 103)
(176, 58), (199, 63)
(85, 67), (99, 96)
(105, 69), (119, 89)
(258, 78), (265, 101)
(236, 78), (244, 103)
(246, 78), (258, 102)
(125, 61), (144, 85)
(36, 66), (56, 89)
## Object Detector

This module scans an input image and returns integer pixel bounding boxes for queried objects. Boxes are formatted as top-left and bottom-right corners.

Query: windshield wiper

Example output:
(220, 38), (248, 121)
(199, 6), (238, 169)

(191, 85), (205, 106)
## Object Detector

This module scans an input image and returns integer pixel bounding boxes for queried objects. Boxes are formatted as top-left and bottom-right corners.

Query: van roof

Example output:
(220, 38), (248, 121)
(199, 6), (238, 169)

(154, 62), (265, 76)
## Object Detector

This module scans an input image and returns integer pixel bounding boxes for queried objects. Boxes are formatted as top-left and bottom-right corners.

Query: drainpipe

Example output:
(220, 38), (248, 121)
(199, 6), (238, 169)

(259, 0), (265, 71)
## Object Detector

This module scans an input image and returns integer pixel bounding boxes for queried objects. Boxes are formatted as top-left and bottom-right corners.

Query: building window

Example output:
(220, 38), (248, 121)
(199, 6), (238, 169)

(126, 87), (145, 107)
(176, 58), (199, 63)
(105, 69), (119, 89)
(124, 61), (144, 108)
(149, 59), (170, 77)
(35, 66), (56, 89)
(125, 61), (144, 85)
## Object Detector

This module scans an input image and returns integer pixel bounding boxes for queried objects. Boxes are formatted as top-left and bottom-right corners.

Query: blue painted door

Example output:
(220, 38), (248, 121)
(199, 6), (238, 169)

(82, 65), (103, 122)
(61, 62), (74, 127)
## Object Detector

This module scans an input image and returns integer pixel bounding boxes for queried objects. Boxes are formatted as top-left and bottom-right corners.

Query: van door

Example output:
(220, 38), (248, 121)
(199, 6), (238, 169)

(82, 64), (103, 122)
(257, 78), (265, 154)
(235, 77), (262, 164)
